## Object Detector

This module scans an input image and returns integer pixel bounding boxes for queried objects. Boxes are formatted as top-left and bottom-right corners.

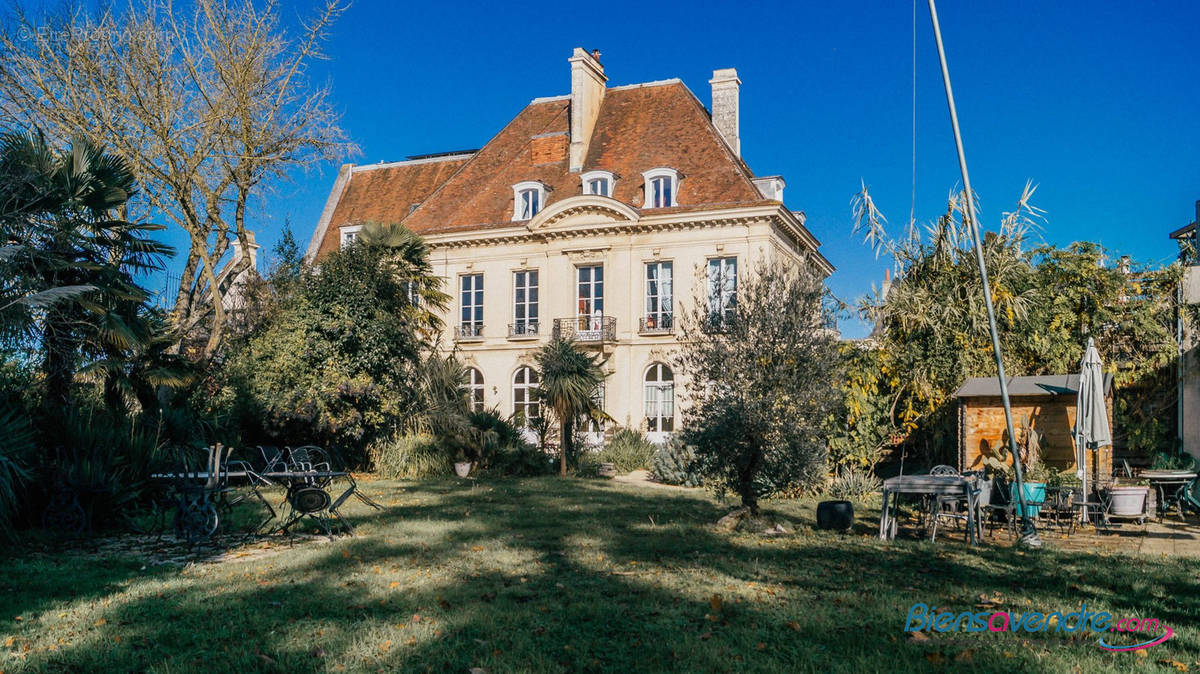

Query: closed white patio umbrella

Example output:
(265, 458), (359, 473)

(1075, 337), (1112, 522)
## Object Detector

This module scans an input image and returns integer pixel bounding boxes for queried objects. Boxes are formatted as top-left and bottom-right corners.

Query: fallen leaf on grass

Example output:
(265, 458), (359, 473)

(955, 649), (974, 663)
(925, 651), (946, 665)
(909, 631), (930, 643)
(389, 581), (400, 589)
(4, 636), (14, 647)
(1158, 660), (1187, 672)
(93, 618), (107, 627)
(785, 621), (801, 632)
(710, 594), (723, 613)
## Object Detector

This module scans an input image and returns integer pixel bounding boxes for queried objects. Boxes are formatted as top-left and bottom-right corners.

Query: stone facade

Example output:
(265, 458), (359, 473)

(308, 48), (833, 444)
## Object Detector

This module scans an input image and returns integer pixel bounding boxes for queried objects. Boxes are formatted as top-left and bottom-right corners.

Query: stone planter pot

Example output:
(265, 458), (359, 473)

(1108, 486), (1148, 517)
(816, 500), (854, 532)
(597, 462), (616, 478)
(454, 461), (472, 478)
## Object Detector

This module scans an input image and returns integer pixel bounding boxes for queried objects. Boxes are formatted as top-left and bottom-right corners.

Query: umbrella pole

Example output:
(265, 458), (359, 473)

(927, 0), (1040, 546)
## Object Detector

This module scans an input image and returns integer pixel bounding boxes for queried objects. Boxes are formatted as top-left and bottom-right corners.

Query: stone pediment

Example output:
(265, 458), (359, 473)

(526, 195), (639, 232)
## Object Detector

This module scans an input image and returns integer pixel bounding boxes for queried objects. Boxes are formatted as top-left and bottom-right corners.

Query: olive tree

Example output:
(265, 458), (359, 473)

(676, 257), (842, 514)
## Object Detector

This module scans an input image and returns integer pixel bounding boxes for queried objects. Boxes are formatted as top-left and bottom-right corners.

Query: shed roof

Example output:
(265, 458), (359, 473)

(954, 374), (1113, 399)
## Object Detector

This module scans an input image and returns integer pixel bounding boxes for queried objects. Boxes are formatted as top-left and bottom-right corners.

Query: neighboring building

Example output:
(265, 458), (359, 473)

(307, 48), (832, 444)
(1169, 200), (1200, 460)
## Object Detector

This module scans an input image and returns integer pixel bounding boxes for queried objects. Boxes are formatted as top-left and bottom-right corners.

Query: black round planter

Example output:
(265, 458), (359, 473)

(816, 500), (855, 532)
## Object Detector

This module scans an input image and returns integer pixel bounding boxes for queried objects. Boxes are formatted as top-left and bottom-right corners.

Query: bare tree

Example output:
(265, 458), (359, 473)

(0, 0), (355, 356)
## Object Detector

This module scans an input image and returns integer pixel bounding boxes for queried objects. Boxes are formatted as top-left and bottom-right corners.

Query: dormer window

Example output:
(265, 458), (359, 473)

(512, 181), (546, 221)
(580, 170), (615, 197)
(340, 224), (363, 248)
(642, 168), (679, 208)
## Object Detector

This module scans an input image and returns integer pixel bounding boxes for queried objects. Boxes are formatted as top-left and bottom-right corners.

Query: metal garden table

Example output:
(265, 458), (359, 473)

(1142, 470), (1198, 522)
(879, 474), (981, 545)
(257, 469), (381, 536)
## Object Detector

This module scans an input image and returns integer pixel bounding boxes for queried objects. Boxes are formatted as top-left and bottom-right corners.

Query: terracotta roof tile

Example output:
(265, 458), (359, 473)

(314, 156), (469, 258)
(314, 79), (777, 251)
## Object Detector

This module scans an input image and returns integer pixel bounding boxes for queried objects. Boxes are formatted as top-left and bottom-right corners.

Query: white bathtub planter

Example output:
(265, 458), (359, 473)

(454, 461), (473, 478)
(1107, 485), (1148, 521)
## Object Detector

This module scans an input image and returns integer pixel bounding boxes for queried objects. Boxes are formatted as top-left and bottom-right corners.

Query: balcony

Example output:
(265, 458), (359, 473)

(454, 323), (484, 342)
(508, 321), (541, 339)
(639, 314), (674, 335)
(552, 315), (616, 344)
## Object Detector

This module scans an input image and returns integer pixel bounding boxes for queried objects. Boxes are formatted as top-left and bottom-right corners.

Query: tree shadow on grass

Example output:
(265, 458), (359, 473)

(5, 476), (1197, 672)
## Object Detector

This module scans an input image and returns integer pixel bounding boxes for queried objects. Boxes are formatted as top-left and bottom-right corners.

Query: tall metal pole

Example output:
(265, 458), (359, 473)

(927, 0), (1040, 546)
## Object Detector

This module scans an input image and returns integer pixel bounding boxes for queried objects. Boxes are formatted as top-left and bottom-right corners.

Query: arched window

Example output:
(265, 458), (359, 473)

(642, 168), (679, 208)
(580, 170), (615, 197)
(513, 366), (540, 424)
(466, 367), (485, 412)
(512, 181), (546, 221)
(644, 363), (674, 433)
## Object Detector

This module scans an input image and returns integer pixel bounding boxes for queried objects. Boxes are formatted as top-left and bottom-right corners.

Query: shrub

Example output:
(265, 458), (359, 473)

(0, 407), (32, 539)
(484, 443), (554, 478)
(370, 433), (450, 479)
(593, 428), (656, 473)
(825, 470), (881, 501)
(651, 438), (702, 487)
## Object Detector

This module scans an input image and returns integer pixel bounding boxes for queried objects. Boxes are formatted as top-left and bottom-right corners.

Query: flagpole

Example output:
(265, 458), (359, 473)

(926, 0), (1040, 546)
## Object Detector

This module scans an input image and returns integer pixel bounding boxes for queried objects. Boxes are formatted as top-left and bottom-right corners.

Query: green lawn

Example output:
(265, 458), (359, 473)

(1, 477), (1195, 672)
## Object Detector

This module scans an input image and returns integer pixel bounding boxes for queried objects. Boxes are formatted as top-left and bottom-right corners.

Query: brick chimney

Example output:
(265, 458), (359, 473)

(568, 47), (606, 172)
(709, 68), (741, 157)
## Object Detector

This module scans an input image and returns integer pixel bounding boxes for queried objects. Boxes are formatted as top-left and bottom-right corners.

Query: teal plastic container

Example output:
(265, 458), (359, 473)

(1011, 481), (1046, 518)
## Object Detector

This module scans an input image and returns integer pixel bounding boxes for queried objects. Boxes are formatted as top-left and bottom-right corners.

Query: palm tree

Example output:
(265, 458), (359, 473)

(0, 130), (173, 413)
(359, 221), (449, 336)
(534, 337), (607, 476)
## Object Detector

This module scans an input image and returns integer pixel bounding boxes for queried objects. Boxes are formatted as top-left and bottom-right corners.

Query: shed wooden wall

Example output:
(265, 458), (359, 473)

(958, 395), (1114, 480)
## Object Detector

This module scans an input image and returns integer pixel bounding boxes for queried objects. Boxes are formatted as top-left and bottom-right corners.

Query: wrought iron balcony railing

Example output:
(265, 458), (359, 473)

(639, 314), (674, 334)
(552, 315), (616, 344)
(508, 321), (540, 338)
(455, 323), (484, 341)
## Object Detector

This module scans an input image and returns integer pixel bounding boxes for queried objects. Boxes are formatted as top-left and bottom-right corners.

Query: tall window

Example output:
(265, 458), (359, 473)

(576, 265), (604, 323)
(512, 181), (546, 221)
(513, 270), (539, 335)
(513, 366), (540, 423)
(466, 368), (485, 412)
(707, 257), (737, 326)
(642, 168), (678, 208)
(460, 274), (483, 337)
(581, 170), (614, 197)
(405, 280), (420, 308)
(644, 363), (674, 433)
(580, 382), (606, 437)
(644, 261), (673, 330)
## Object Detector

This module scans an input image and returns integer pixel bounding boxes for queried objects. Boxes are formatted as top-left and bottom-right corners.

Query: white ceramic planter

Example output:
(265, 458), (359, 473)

(1108, 486), (1148, 516)
(454, 461), (472, 478)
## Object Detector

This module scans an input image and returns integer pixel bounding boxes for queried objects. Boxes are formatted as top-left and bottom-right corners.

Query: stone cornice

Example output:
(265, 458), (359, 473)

(422, 201), (835, 274)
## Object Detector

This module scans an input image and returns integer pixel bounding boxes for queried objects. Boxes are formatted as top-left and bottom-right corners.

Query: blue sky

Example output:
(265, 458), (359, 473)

(230, 0), (1197, 337)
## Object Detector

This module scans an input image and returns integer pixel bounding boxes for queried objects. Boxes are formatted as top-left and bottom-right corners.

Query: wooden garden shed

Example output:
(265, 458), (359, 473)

(954, 374), (1114, 479)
